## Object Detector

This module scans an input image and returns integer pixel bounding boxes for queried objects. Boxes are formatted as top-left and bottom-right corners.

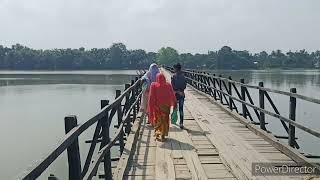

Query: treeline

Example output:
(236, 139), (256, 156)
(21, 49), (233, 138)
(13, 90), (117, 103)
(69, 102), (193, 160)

(157, 46), (320, 69)
(0, 43), (319, 70)
(0, 43), (156, 70)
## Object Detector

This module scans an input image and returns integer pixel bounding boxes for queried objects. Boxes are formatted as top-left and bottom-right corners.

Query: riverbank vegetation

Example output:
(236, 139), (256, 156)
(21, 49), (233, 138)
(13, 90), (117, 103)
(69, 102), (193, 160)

(0, 43), (319, 70)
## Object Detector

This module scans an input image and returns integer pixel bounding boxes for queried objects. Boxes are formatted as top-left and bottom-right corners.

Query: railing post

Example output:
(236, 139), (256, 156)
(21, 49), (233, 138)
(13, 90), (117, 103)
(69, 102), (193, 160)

(196, 71), (201, 91)
(259, 82), (266, 130)
(288, 88), (297, 147)
(64, 116), (81, 180)
(240, 79), (247, 119)
(135, 77), (140, 111)
(213, 74), (217, 100)
(219, 75), (223, 104)
(124, 84), (131, 113)
(115, 90), (124, 155)
(100, 100), (112, 180)
(132, 84), (137, 123)
(130, 79), (136, 122)
(202, 73), (206, 93)
(228, 76), (233, 110)
(194, 71), (197, 88)
(205, 73), (211, 95)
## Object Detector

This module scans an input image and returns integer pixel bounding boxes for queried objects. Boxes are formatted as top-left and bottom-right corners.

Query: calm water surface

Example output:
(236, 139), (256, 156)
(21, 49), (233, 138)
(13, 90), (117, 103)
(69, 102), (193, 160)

(0, 70), (137, 180)
(1, 70), (320, 179)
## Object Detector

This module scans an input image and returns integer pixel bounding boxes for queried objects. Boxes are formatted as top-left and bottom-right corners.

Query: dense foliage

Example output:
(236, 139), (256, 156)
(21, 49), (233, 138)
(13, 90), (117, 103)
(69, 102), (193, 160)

(158, 46), (320, 69)
(0, 43), (156, 70)
(0, 43), (319, 70)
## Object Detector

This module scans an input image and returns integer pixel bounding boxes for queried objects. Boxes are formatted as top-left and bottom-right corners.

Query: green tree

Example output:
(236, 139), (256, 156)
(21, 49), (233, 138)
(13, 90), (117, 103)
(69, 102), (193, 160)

(156, 47), (179, 65)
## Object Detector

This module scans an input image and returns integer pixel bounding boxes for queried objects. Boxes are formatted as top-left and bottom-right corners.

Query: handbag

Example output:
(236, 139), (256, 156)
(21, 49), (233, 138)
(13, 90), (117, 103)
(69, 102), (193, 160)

(171, 108), (178, 124)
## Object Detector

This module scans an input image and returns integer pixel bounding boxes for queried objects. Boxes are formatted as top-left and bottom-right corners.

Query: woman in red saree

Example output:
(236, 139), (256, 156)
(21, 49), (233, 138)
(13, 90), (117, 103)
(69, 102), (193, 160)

(148, 73), (176, 141)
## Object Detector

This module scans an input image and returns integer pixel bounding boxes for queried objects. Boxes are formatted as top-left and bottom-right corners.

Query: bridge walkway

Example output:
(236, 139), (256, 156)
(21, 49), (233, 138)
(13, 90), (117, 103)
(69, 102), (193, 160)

(120, 69), (308, 180)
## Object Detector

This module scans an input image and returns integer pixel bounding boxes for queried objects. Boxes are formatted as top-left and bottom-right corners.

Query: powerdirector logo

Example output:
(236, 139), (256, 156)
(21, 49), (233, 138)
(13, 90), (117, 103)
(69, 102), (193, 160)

(252, 163), (320, 176)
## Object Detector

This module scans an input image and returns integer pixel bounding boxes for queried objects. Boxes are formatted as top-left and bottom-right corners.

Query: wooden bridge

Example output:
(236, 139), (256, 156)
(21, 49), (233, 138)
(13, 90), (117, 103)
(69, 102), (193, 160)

(19, 68), (320, 180)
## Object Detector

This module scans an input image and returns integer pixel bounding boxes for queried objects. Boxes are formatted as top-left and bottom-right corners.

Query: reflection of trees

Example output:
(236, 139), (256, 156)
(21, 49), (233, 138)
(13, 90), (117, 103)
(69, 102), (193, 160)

(0, 74), (136, 87)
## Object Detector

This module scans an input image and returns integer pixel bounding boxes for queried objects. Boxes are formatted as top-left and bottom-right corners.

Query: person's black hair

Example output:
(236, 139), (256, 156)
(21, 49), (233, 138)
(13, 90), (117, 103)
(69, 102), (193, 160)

(174, 63), (182, 70)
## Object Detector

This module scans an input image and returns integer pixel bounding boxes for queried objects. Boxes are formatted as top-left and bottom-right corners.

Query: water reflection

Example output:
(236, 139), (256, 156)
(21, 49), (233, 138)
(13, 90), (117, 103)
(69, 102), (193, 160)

(0, 74), (137, 86)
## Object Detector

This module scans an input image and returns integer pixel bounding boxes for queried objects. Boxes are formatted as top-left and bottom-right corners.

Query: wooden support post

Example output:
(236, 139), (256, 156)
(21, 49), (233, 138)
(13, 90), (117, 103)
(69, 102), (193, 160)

(201, 74), (205, 93)
(288, 88), (297, 148)
(196, 72), (201, 91)
(135, 77), (139, 111)
(205, 73), (211, 95)
(100, 100), (112, 180)
(123, 84), (131, 136)
(64, 116), (81, 180)
(133, 86), (137, 123)
(240, 79), (247, 119)
(259, 82), (266, 130)
(213, 74), (217, 100)
(101, 100), (109, 109)
(219, 75), (223, 104)
(228, 76), (232, 110)
(115, 90), (124, 154)
(124, 84), (130, 114)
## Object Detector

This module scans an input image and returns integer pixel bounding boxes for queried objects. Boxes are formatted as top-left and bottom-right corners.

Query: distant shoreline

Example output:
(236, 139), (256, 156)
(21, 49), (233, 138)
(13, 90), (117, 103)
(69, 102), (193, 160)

(0, 68), (319, 71)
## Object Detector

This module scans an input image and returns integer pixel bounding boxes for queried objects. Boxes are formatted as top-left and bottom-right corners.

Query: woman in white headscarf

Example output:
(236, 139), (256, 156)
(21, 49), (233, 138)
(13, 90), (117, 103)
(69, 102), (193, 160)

(140, 63), (160, 124)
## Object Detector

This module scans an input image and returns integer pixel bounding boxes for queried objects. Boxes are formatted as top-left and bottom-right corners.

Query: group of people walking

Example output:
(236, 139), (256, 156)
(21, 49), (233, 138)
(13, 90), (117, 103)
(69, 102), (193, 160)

(140, 63), (187, 142)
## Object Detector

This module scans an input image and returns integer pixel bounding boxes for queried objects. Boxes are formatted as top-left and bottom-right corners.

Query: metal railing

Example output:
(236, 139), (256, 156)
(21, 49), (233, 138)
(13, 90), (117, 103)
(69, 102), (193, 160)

(19, 75), (144, 180)
(165, 66), (320, 151)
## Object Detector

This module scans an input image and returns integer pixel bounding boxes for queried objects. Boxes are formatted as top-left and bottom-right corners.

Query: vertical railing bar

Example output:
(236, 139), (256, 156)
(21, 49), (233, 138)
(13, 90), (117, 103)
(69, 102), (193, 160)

(115, 90), (125, 154)
(64, 116), (82, 180)
(219, 75), (223, 104)
(288, 88), (297, 148)
(212, 74), (217, 100)
(259, 82), (267, 131)
(99, 100), (112, 179)
(240, 79), (247, 119)
(228, 76), (233, 110)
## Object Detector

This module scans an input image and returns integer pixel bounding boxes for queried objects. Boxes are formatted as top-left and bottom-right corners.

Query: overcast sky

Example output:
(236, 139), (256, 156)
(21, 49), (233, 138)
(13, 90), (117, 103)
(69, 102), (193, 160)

(0, 0), (319, 53)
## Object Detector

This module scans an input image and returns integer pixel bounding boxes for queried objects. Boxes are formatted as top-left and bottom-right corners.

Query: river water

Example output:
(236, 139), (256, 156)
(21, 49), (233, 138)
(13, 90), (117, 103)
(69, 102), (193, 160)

(0, 70), (138, 180)
(0, 69), (319, 179)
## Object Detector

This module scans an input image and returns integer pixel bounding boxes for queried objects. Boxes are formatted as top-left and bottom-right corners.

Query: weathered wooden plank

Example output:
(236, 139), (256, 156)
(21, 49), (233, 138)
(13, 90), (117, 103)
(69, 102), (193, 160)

(172, 158), (187, 165)
(194, 144), (215, 149)
(180, 86), (276, 179)
(192, 140), (212, 145)
(199, 156), (222, 164)
(123, 175), (155, 180)
(179, 130), (208, 180)
(155, 141), (168, 180)
(114, 113), (145, 180)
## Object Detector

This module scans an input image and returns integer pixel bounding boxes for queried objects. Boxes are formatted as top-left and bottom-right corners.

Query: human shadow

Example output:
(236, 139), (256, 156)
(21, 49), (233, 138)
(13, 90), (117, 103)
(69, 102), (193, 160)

(183, 127), (207, 136)
(159, 137), (194, 150)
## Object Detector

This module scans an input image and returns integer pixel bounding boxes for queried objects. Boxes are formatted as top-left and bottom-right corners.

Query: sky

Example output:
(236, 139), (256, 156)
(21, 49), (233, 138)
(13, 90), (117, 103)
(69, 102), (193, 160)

(0, 0), (319, 53)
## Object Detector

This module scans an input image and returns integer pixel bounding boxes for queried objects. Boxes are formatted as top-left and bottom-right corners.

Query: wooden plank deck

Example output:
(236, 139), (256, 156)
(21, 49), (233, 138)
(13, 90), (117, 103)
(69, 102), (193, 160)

(118, 69), (315, 180)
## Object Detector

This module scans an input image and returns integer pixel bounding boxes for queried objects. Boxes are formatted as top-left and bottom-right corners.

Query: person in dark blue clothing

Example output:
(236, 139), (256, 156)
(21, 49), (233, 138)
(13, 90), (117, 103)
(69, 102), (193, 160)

(171, 63), (187, 129)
